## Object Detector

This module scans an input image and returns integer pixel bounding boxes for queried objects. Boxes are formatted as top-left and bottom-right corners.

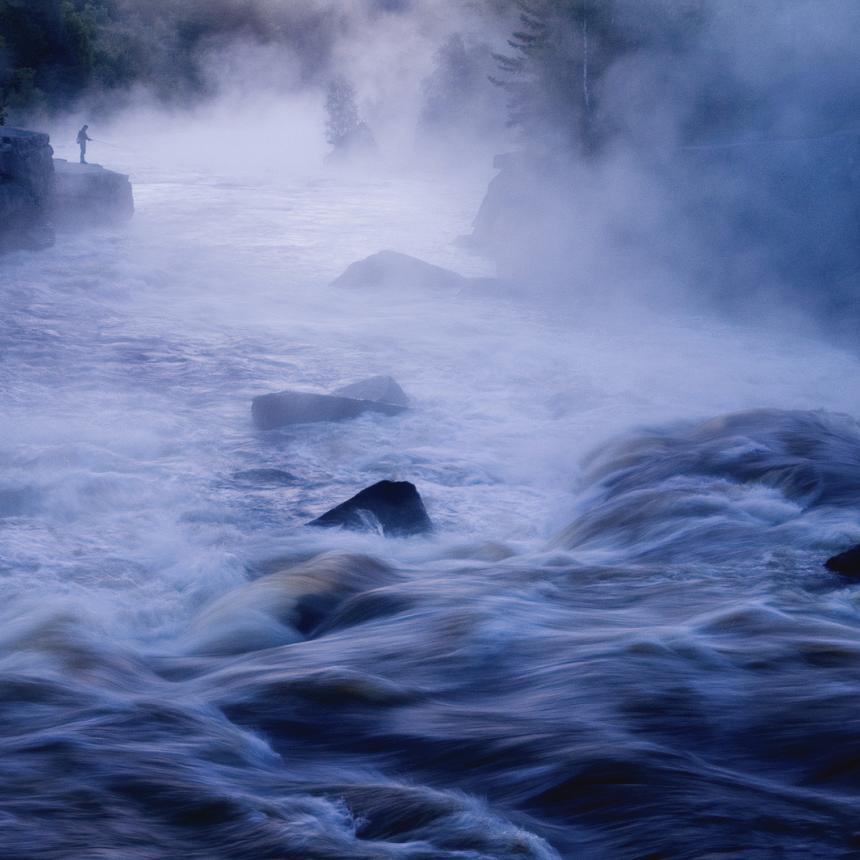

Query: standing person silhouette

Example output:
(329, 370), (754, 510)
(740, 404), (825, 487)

(76, 125), (92, 164)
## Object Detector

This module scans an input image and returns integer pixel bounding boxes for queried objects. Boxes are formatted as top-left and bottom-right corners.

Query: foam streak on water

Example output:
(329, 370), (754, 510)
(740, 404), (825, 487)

(2, 158), (860, 858)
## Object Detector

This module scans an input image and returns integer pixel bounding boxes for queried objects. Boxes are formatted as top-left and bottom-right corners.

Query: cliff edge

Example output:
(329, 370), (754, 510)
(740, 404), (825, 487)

(52, 159), (134, 228)
(0, 127), (135, 254)
(0, 128), (55, 252)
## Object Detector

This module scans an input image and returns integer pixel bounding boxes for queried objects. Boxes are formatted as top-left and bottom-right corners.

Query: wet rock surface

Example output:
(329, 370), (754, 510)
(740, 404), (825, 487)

(825, 545), (860, 577)
(252, 390), (406, 430)
(52, 159), (134, 229)
(0, 128), (55, 252)
(308, 480), (433, 537)
(332, 375), (410, 407)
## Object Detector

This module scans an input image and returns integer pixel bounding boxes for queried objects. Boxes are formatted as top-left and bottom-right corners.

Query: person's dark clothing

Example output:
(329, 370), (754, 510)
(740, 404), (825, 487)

(76, 127), (92, 164)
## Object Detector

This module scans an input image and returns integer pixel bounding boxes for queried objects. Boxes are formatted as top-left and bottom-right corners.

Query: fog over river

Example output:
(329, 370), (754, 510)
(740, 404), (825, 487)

(2, 134), (860, 858)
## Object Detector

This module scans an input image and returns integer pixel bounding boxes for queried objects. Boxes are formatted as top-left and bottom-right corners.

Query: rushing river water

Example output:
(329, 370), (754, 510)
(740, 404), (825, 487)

(2, 143), (860, 859)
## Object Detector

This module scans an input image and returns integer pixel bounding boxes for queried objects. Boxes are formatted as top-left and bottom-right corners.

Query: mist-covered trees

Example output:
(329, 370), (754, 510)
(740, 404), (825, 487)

(493, 0), (706, 154)
(418, 34), (506, 148)
(0, 0), (133, 120)
(0, 0), (347, 121)
(493, 1), (617, 154)
(324, 77), (375, 158)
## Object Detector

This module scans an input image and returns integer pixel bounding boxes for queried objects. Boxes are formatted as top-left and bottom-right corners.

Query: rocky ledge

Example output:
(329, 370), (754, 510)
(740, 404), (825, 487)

(0, 127), (135, 253)
(52, 159), (134, 229)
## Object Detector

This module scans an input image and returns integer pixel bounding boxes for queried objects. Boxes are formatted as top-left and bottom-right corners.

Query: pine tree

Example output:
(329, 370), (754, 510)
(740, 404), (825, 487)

(493, 0), (706, 155)
(325, 76), (361, 149)
(324, 75), (376, 157)
(493, 1), (626, 154)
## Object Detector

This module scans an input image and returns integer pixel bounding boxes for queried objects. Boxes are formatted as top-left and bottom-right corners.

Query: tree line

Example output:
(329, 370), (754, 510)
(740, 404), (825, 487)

(0, 0), (341, 123)
(3, 0), (857, 156)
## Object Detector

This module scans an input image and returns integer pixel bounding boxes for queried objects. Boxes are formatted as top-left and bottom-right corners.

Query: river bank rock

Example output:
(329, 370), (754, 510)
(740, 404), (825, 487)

(52, 159), (134, 229)
(467, 139), (860, 316)
(0, 128), (135, 253)
(252, 389), (406, 430)
(825, 545), (860, 577)
(332, 375), (410, 407)
(0, 128), (55, 252)
(308, 480), (433, 537)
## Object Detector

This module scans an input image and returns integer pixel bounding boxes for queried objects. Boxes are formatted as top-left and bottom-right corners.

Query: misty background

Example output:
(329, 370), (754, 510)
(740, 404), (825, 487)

(0, 0), (860, 336)
(3, 0), (860, 336)
(4, 4), (860, 858)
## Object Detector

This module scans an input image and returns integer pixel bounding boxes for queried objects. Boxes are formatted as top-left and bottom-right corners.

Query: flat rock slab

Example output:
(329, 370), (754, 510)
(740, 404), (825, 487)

(52, 158), (134, 228)
(332, 375), (410, 407)
(308, 480), (433, 537)
(252, 390), (406, 430)
(825, 545), (860, 577)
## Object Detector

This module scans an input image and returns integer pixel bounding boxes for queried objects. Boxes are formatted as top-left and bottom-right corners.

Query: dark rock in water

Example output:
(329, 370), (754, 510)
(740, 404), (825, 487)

(252, 390), (406, 430)
(232, 468), (298, 486)
(308, 480), (433, 537)
(330, 250), (469, 292)
(825, 545), (860, 577)
(332, 375), (410, 407)
(52, 159), (134, 229)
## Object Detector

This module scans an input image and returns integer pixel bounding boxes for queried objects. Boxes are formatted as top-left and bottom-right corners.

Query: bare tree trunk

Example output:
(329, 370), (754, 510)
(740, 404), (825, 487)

(582, 15), (591, 115)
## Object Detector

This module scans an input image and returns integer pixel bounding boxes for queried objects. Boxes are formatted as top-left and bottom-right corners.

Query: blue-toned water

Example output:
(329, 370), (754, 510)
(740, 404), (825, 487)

(2, 142), (860, 858)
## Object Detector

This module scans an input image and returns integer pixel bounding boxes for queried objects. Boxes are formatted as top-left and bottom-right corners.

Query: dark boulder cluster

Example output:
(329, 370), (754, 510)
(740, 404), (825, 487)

(250, 375), (433, 538)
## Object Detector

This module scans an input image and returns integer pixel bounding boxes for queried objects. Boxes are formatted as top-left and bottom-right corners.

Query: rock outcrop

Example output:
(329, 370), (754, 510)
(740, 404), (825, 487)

(332, 375), (410, 407)
(825, 545), (860, 578)
(308, 480), (433, 537)
(52, 159), (134, 228)
(331, 250), (472, 292)
(252, 390), (406, 430)
(0, 127), (135, 253)
(465, 152), (541, 253)
(467, 139), (860, 316)
(0, 128), (55, 252)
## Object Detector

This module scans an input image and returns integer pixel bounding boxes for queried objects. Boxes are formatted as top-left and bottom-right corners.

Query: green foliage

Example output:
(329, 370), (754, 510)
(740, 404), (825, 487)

(0, 0), (124, 117)
(0, 0), (342, 119)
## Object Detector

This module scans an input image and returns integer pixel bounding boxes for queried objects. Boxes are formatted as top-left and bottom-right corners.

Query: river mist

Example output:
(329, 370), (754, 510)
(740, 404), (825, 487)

(3, 2), (860, 858)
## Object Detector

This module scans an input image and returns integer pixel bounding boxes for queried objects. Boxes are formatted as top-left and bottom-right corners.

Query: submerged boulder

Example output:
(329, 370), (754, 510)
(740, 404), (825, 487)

(308, 480), (433, 537)
(252, 390), (406, 430)
(332, 375), (410, 407)
(825, 545), (860, 578)
(231, 468), (298, 486)
(330, 250), (469, 292)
